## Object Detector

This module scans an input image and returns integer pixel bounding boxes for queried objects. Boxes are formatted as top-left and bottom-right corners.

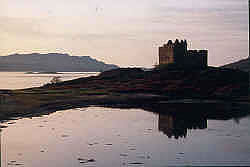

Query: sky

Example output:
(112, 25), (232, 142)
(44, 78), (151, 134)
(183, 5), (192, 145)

(0, 0), (249, 67)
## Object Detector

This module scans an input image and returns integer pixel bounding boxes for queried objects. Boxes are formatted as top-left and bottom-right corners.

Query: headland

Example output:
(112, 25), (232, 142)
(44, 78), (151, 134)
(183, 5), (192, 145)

(0, 66), (249, 121)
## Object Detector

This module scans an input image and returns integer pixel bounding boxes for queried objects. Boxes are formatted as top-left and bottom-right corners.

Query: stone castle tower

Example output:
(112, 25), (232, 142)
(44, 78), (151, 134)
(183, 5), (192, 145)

(159, 39), (208, 68)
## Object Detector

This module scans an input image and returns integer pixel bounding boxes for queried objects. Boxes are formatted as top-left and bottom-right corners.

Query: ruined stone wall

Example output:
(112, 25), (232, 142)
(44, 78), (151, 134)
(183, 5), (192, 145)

(159, 45), (174, 65)
(173, 42), (187, 64)
(187, 50), (208, 68)
(158, 40), (207, 68)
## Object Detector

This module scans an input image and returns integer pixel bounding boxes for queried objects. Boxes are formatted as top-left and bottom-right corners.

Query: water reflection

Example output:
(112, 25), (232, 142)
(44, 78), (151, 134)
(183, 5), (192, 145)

(150, 102), (250, 139)
(0, 105), (250, 166)
(158, 113), (207, 139)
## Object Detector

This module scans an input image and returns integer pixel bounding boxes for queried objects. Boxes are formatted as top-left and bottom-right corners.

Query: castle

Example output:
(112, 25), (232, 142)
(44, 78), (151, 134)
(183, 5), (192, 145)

(159, 39), (208, 68)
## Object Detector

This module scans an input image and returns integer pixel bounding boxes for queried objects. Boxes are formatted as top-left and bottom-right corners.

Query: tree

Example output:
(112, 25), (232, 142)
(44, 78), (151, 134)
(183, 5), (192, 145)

(50, 76), (62, 84)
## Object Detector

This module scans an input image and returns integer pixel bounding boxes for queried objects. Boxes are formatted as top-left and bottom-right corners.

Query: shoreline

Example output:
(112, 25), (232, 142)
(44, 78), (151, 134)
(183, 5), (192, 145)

(1, 91), (250, 122)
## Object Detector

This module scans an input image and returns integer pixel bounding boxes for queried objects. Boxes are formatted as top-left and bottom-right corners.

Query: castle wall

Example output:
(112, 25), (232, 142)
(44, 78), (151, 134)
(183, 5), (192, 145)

(159, 40), (207, 68)
(173, 42), (187, 64)
(187, 50), (208, 68)
(159, 45), (174, 64)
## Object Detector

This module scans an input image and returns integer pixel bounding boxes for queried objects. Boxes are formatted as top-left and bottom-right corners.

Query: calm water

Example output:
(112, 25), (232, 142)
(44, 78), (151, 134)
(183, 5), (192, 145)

(0, 72), (99, 90)
(1, 107), (250, 166)
(0, 72), (250, 166)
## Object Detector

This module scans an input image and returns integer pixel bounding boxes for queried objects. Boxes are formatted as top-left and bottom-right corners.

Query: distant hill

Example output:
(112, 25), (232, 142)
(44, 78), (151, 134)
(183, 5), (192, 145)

(222, 57), (250, 92)
(221, 57), (250, 72)
(0, 53), (119, 72)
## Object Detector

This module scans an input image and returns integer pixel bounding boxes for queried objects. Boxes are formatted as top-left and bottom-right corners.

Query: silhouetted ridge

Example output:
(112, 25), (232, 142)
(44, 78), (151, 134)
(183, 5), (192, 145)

(53, 67), (249, 98)
(0, 53), (118, 72)
(222, 57), (250, 72)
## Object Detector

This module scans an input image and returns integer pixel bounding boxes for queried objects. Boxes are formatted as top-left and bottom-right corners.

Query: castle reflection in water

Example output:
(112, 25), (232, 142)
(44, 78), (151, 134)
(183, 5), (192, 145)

(158, 113), (207, 139)
(151, 101), (250, 139)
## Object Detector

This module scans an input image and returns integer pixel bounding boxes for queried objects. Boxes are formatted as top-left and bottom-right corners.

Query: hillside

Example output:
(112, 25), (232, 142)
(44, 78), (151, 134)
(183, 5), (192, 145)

(47, 67), (249, 98)
(222, 57), (250, 72)
(0, 53), (118, 72)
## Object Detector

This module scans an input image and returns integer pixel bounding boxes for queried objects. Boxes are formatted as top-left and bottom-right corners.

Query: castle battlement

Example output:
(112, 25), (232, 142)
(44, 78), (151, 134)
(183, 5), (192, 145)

(187, 50), (208, 56)
(162, 39), (187, 48)
(159, 39), (208, 68)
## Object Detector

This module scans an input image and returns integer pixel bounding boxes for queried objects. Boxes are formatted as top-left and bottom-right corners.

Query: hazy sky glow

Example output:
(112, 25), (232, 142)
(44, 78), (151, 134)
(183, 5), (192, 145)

(0, 0), (248, 67)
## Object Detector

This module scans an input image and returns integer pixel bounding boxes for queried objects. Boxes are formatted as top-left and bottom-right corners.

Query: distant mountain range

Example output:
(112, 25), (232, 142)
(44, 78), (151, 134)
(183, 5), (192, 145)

(0, 53), (118, 72)
(221, 57), (250, 72)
